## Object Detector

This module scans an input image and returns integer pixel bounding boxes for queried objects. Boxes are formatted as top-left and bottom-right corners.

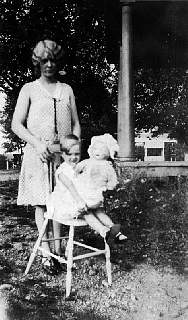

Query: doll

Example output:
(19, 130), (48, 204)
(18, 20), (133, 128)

(74, 134), (119, 209)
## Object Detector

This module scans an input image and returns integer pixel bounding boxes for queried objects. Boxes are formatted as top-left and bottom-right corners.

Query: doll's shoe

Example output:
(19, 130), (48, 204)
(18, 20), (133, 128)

(106, 224), (127, 246)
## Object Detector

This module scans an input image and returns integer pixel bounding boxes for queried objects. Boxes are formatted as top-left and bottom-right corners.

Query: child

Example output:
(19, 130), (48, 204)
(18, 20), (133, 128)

(49, 134), (127, 250)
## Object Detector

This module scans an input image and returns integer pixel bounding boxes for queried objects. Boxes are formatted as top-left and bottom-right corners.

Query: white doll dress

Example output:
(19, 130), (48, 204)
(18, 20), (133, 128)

(74, 158), (118, 209)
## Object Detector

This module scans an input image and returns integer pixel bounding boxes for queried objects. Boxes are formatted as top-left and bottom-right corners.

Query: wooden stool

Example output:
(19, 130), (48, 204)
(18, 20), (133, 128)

(25, 154), (112, 297)
(24, 212), (112, 297)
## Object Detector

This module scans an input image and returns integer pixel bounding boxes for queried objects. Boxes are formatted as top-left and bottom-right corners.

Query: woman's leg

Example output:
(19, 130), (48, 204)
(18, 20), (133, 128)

(35, 205), (50, 256)
(53, 221), (63, 255)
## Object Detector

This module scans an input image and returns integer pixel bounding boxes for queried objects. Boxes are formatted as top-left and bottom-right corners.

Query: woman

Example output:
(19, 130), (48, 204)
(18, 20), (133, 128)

(11, 39), (81, 272)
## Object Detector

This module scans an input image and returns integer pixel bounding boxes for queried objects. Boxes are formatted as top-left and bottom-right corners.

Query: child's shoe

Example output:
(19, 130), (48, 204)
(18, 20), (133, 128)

(113, 231), (127, 244)
(106, 224), (127, 246)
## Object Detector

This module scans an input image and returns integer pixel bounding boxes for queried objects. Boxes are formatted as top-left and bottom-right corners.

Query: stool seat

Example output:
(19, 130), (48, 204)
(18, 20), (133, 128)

(54, 218), (88, 227)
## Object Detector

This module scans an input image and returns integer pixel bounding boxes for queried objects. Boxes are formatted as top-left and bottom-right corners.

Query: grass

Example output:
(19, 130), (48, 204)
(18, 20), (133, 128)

(0, 177), (188, 319)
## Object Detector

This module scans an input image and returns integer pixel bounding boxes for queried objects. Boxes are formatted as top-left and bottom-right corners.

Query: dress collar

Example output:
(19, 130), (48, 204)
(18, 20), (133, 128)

(36, 79), (62, 100)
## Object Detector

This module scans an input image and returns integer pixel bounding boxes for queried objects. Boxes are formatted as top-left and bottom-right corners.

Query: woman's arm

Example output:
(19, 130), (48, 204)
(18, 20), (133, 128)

(69, 87), (81, 139)
(11, 84), (51, 162)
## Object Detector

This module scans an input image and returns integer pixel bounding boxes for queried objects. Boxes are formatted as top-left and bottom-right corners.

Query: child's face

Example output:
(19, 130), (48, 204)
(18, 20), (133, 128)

(92, 142), (110, 160)
(62, 144), (81, 168)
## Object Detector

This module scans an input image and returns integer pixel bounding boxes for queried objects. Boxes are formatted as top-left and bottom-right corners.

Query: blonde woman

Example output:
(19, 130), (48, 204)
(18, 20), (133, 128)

(11, 40), (81, 273)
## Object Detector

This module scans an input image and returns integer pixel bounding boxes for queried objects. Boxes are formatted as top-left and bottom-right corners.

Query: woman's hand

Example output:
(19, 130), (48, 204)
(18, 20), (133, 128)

(35, 141), (51, 163)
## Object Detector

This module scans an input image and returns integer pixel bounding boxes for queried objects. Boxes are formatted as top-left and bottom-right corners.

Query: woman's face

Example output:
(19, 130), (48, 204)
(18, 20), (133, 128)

(39, 57), (57, 78)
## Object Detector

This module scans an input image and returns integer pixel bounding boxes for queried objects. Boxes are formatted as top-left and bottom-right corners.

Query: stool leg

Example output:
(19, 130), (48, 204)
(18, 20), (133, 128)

(25, 218), (49, 275)
(66, 225), (74, 297)
(105, 241), (112, 285)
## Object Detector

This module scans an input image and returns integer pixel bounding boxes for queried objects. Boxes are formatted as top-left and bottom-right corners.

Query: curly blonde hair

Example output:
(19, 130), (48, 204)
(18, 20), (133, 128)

(32, 40), (64, 66)
(60, 134), (80, 154)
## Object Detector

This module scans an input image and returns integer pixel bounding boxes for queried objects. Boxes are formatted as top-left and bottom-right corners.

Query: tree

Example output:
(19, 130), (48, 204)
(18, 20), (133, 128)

(1, 0), (188, 151)
(134, 68), (188, 143)
(0, 0), (117, 151)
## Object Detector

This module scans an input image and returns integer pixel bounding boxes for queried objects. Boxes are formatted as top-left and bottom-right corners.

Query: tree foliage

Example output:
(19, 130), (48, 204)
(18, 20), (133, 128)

(0, 0), (188, 152)
(0, 0), (117, 151)
(134, 68), (188, 144)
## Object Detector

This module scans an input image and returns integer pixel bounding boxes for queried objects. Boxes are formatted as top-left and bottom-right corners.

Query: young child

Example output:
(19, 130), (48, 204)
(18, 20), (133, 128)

(48, 134), (127, 250)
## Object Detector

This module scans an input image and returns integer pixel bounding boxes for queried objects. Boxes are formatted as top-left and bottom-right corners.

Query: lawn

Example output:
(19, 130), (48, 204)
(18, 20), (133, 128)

(0, 176), (188, 320)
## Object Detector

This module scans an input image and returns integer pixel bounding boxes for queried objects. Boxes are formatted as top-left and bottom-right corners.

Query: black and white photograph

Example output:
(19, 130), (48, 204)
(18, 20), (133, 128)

(0, 0), (188, 319)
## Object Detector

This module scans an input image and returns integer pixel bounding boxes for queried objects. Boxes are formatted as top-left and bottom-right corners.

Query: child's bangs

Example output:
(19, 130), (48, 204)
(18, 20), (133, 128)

(61, 141), (80, 154)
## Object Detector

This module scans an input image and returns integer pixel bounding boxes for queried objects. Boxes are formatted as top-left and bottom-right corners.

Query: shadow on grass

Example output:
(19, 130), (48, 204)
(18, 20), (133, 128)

(0, 254), (14, 281)
(17, 308), (111, 320)
(9, 276), (111, 320)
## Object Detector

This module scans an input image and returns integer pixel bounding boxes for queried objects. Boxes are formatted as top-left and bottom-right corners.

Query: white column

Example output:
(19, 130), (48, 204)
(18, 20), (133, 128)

(117, 1), (135, 161)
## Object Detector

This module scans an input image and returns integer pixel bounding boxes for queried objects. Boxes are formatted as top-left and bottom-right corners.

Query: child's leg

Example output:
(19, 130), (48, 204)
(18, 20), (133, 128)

(94, 208), (114, 229)
(83, 212), (110, 238)
(35, 205), (50, 256)
(94, 208), (127, 244)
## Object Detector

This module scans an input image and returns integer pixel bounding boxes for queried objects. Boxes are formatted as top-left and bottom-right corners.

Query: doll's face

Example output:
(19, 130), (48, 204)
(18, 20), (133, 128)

(92, 142), (110, 160)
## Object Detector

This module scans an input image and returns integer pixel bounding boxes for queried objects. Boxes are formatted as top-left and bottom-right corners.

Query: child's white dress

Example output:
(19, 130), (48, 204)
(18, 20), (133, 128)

(50, 162), (79, 222)
(49, 160), (118, 223)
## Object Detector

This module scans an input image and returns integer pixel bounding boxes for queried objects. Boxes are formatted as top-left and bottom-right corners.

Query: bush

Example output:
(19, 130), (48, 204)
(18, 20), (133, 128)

(104, 174), (188, 271)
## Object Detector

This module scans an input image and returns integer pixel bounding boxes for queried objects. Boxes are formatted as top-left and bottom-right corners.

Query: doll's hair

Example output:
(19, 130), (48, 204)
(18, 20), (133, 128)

(88, 134), (119, 159)
(60, 134), (80, 154)
(32, 40), (64, 66)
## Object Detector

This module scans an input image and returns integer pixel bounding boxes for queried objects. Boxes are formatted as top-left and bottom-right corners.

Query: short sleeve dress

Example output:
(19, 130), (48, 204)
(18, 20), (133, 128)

(17, 80), (74, 206)
(49, 162), (80, 222)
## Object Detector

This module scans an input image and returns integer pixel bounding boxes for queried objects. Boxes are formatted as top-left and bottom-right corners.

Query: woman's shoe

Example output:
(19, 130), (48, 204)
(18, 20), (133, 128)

(53, 256), (67, 272)
(41, 257), (60, 275)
